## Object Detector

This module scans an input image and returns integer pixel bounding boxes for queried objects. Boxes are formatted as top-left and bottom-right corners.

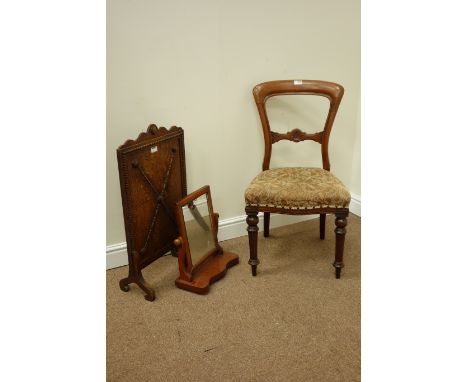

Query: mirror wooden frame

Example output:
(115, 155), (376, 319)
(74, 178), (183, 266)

(174, 185), (239, 294)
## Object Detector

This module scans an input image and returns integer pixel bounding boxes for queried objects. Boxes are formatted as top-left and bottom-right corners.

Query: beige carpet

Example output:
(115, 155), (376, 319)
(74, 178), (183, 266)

(107, 215), (360, 382)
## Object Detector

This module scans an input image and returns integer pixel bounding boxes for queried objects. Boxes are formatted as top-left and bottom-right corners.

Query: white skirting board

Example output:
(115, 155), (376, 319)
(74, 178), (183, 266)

(106, 194), (361, 270)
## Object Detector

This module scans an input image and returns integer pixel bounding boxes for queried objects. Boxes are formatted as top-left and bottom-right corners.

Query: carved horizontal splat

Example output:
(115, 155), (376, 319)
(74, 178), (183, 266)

(270, 129), (323, 144)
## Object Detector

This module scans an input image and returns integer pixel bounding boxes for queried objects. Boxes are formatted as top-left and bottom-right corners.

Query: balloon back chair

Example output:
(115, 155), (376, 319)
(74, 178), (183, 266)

(244, 80), (350, 278)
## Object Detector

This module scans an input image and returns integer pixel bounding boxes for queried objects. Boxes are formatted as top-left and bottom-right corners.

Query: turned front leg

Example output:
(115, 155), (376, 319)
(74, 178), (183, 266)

(246, 210), (259, 276)
(333, 212), (348, 279)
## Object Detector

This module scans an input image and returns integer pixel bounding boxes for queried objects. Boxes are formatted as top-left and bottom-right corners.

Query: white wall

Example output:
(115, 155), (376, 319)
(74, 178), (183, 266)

(107, 0), (360, 246)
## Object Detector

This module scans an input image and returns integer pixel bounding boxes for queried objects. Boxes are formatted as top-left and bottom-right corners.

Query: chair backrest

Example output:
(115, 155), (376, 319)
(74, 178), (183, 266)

(252, 80), (344, 171)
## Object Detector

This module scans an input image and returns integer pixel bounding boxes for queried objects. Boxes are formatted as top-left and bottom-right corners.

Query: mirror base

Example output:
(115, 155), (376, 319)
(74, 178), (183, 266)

(175, 252), (239, 294)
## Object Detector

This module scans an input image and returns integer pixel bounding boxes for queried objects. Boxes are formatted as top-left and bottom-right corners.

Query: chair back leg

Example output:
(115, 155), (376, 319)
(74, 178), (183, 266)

(320, 213), (326, 239)
(263, 212), (270, 237)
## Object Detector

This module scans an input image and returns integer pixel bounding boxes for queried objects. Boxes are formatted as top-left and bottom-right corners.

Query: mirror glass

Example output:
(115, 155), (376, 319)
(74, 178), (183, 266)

(181, 193), (216, 267)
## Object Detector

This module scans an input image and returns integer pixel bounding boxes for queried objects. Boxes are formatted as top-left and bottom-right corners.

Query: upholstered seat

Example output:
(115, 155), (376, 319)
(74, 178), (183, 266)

(245, 167), (350, 210)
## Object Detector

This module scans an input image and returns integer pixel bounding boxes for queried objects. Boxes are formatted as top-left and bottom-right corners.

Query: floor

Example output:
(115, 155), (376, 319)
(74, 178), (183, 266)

(107, 214), (360, 381)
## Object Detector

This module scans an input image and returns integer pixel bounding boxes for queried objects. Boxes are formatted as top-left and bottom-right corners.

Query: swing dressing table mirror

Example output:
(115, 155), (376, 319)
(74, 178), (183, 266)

(174, 185), (239, 294)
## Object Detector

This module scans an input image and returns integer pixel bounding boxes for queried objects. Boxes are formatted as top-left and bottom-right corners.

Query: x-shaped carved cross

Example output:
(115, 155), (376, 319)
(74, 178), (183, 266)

(132, 150), (177, 255)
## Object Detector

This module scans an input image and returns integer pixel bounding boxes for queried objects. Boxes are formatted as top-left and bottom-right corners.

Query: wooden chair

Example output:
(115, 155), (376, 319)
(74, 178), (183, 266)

(244, 80), (350, 278)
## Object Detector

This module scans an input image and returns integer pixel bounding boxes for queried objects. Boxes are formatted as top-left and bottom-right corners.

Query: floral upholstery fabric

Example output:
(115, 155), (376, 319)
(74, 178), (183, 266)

(245, 167), (350, 209)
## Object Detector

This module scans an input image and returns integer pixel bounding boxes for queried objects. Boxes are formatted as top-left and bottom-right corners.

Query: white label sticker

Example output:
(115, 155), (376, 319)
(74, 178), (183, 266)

(150, 145), (158, 153)
(294, 80), (303, 85)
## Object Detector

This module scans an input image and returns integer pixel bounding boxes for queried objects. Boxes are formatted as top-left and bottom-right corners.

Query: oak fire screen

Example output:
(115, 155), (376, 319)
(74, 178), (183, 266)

(116, 124), (187, 301)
